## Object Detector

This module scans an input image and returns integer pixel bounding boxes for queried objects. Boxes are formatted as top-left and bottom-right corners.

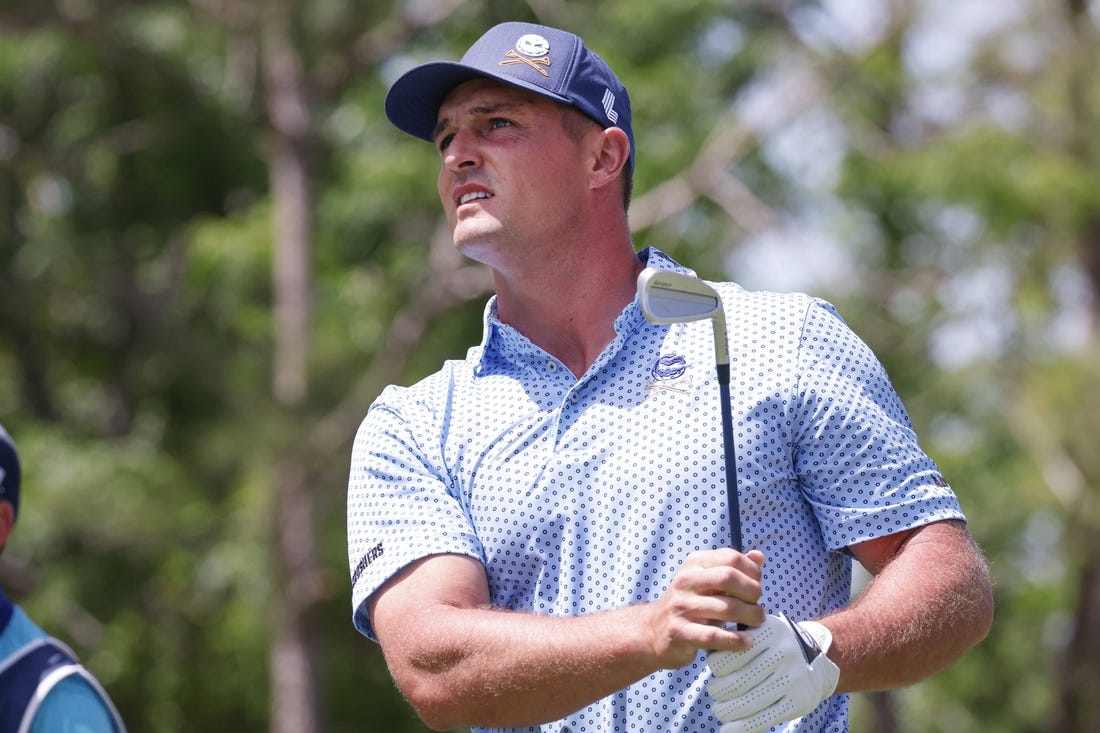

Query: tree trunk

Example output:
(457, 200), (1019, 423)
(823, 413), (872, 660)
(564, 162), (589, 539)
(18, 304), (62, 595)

(1049, 3), (1100, 731)
(1049, 533), (1100, 733)
(867, 690), (899, 733)
(261, 2), (319, 732)
(270, 458), (321, 733)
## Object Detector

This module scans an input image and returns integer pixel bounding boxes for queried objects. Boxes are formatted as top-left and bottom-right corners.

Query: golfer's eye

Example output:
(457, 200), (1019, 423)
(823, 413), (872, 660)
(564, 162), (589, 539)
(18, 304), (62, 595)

(437, 133), (454, 153)
(488, 117), (513, 130)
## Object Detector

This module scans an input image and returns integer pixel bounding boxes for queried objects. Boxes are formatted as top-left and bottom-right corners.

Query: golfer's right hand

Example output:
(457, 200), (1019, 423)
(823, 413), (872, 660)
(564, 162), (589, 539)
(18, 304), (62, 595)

(646, 548), (767, 669)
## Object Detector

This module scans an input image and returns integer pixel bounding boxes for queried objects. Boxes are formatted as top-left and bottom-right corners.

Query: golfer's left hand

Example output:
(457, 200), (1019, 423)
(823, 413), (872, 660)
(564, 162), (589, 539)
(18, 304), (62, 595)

(706, 613), (840, 733)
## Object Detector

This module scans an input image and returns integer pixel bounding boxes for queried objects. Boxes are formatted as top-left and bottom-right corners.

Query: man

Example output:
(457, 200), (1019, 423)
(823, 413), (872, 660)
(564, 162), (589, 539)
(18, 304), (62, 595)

(347, 21), (993, 733)
(0, 424), (126, 732)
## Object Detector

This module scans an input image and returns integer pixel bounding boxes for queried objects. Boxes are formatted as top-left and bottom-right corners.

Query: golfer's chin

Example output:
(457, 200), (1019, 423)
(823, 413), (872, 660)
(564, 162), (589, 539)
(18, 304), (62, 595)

(451, 223), (507, 263)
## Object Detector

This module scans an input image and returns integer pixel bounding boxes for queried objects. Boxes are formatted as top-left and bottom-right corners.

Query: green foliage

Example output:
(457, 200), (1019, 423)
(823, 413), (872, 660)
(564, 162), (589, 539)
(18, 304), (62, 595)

(2, 1), (1099, 731)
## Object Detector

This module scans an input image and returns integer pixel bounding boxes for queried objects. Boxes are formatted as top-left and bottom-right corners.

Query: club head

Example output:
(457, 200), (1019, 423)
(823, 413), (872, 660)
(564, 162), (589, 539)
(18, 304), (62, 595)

(638, 266), (729, 367)
(637, 267), (722, 324)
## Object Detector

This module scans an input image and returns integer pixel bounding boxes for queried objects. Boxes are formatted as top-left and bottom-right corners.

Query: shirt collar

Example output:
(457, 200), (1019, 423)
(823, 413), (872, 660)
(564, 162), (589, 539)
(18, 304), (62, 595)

(474, 247), (691, 375)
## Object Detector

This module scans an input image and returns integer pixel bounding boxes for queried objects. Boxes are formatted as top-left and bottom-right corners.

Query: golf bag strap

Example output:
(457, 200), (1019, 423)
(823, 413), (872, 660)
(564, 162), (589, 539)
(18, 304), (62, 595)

(0, 637), (126, 733)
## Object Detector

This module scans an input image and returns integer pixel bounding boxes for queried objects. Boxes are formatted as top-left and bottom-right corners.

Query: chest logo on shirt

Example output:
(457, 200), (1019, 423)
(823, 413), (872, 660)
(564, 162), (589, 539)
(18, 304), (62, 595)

(646, 353), (693, 395)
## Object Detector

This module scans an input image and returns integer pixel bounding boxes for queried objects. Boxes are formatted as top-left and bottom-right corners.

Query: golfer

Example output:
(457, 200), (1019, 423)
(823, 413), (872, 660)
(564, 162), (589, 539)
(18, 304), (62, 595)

(347, 21), (993, 733)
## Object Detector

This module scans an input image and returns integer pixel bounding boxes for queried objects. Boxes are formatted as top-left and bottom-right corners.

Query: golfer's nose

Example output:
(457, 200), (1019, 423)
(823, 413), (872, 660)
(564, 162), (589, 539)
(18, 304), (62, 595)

(443, 128), (482, 172)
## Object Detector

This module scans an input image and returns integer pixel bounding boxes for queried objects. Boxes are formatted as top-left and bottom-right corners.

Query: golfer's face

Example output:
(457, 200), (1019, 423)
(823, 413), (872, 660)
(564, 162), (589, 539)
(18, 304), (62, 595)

(434, 79), (592, 267)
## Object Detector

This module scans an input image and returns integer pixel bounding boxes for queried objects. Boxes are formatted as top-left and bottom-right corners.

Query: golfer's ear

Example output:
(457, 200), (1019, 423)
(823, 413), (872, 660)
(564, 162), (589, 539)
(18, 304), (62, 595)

(0, 500), (13, 547)
(589, 127), (630, 190)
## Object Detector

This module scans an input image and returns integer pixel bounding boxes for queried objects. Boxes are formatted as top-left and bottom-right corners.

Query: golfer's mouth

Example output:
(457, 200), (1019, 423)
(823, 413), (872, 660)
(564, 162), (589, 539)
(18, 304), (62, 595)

(457, 190), (493, 206)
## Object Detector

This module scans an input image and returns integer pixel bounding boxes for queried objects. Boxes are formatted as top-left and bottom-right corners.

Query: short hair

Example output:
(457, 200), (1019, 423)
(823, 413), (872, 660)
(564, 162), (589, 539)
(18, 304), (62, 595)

(560, 107), (633, 211)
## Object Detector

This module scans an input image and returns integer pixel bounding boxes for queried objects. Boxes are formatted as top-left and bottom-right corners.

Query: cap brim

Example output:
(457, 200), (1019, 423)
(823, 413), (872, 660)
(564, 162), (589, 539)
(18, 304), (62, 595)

(384, 61), (571, 143)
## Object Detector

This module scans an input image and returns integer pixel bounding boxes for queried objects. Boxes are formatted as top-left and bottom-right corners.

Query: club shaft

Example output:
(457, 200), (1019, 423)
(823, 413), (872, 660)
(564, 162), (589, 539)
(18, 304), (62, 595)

(716, 365), (742, 553)
(717, 364), (747, 631)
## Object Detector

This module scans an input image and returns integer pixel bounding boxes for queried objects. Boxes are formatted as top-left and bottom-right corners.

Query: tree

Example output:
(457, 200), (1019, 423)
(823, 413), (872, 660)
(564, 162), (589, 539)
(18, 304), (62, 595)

(3, 1), (1099, 731)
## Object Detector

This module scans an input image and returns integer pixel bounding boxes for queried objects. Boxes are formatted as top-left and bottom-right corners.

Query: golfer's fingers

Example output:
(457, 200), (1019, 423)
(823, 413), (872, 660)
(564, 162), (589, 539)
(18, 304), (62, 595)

(688, 548), (765, 572)
(710, 651), (788, 723)
(679, 593), (764, 634)
(717, 694), (800, 733)
(685, 550), (766, 596)
(708, 643), (782, 690)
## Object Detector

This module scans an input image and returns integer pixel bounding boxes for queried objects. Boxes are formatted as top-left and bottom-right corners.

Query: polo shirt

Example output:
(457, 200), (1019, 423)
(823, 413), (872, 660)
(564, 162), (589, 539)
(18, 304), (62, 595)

(347, 247), (963, 732)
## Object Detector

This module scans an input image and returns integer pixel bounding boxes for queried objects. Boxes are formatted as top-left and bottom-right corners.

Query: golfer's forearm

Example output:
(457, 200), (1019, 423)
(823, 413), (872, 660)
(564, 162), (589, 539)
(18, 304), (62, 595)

(826, 526), (993, 693)
(389, 604), (660, 730)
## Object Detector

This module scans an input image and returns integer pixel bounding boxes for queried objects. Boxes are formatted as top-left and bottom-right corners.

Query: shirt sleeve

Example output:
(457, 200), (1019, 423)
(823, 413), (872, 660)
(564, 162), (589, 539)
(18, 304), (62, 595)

(31, 676), (121, 733)
(346, 384), (485, 642)
(792, 299), (964, 550)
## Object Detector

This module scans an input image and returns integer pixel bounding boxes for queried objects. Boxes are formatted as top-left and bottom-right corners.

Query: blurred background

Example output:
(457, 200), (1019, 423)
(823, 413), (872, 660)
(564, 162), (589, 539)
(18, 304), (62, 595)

(1, 0), (1097, 731)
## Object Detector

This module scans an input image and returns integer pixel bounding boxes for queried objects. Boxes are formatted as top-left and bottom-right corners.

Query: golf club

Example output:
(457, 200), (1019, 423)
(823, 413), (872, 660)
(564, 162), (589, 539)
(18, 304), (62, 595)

(637, 267), (742, 555)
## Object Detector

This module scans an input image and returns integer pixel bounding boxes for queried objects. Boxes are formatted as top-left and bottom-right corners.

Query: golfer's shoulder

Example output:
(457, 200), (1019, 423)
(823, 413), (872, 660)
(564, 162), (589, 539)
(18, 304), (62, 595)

(717, 281), (822, 325)
(367, 356), (478, 421)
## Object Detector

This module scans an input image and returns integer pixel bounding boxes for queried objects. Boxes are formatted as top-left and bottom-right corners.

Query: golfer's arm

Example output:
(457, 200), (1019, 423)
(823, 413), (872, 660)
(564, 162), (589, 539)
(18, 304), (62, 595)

(825, 519), (994, 693)
(368, 553), (661, 731)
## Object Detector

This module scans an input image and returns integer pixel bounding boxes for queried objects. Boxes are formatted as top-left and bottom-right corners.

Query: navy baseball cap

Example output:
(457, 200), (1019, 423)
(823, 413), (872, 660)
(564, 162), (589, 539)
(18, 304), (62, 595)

(385, 22), (635, 171)
(0, 424), (19, 522)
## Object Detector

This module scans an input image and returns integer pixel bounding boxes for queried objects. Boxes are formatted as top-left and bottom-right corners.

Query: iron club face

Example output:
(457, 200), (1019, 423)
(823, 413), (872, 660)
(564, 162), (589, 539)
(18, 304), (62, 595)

(637, 268), (721, 322)
(637, 267), (729, 366)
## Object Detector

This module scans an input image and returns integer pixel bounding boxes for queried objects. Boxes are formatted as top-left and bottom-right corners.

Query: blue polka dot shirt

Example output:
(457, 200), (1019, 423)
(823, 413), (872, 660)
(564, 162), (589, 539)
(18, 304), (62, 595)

(347, 248), (964, 733)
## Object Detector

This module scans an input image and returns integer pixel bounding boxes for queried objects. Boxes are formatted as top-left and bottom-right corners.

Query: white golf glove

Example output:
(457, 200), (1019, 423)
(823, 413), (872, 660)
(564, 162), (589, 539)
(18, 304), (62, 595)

(706, 613), (840, 733)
